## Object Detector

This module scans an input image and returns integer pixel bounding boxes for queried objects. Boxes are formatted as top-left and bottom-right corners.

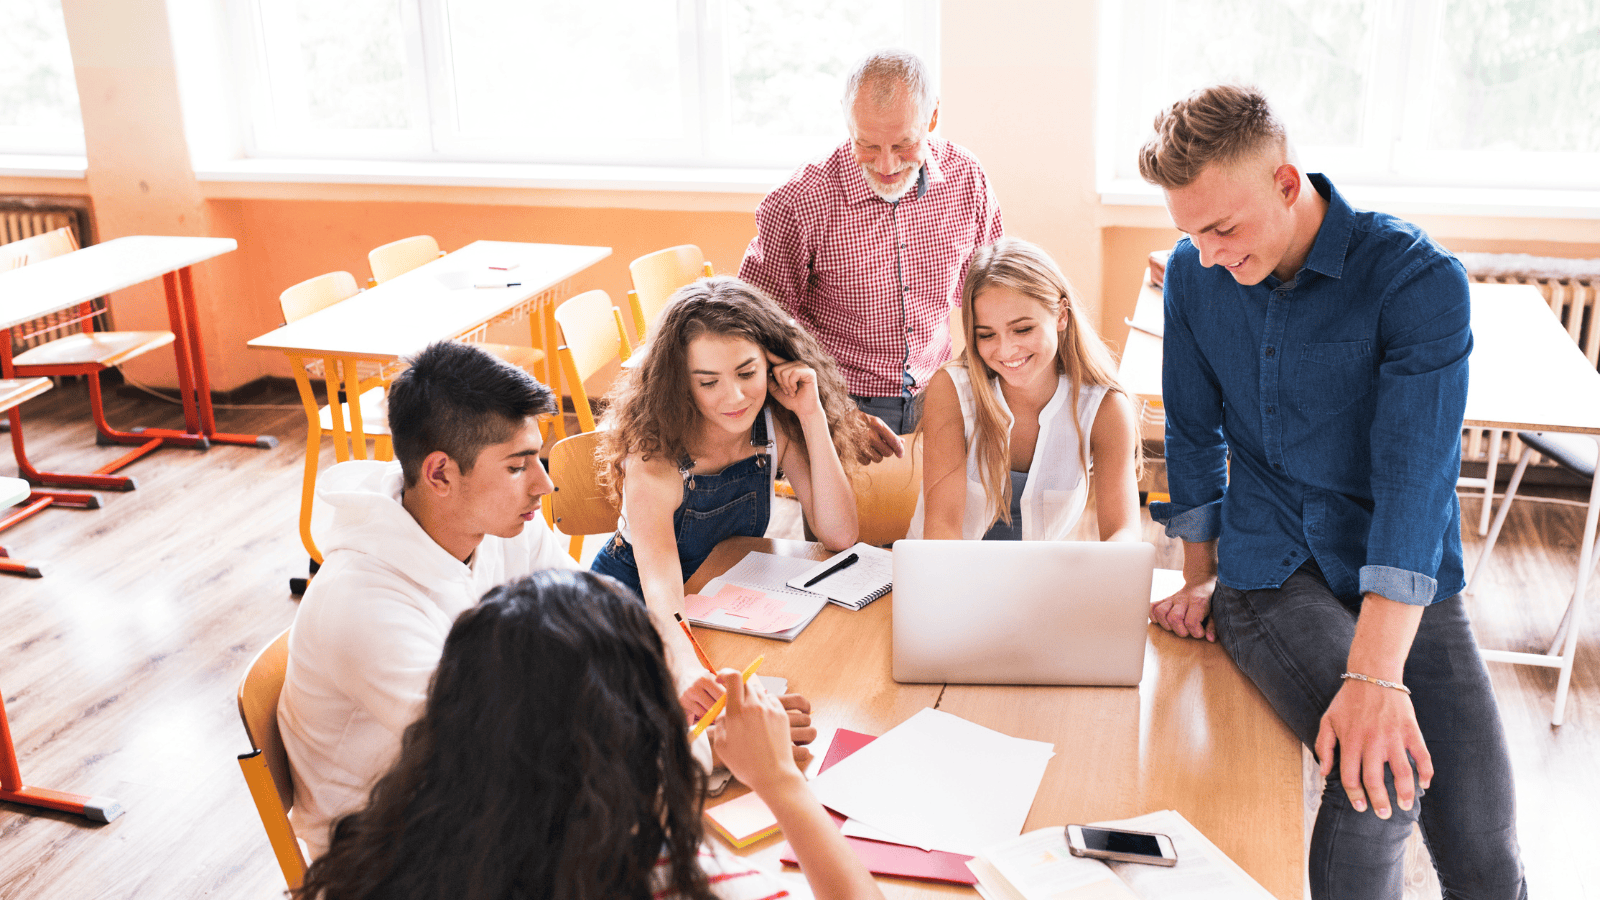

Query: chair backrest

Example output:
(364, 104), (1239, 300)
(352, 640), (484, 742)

(627, 244), (711, 339)
(549, 431), (622, 537)
(238, 629), (294, 810)
(554, 289), (631, 432)
(851, 433), (924, 547)
(279, 271), (361, 323)
(236, 628), (307, 887)
(0, 226), (78, 268)
(369, 235), (442, 284)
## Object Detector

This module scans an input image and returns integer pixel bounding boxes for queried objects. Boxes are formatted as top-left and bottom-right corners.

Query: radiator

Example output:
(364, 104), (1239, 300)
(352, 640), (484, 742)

(1458, 252), (1600, 475)
(1, 198), (97, 354)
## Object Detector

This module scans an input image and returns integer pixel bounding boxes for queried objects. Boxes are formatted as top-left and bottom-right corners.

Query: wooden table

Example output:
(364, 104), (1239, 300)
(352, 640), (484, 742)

(248, 240), (610, 562)
(1462, 283), (1600, 725)
(0, 235), (269, 491)
(690, 538), (1304, 900)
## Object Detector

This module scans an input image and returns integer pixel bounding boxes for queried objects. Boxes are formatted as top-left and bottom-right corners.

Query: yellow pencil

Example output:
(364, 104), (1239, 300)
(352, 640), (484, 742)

(687, 655), (765, 741)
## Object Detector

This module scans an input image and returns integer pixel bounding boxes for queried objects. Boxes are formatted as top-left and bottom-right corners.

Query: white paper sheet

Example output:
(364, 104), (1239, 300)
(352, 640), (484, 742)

(1097, 809), (1276, 900)
(808, 707), (1055, 855)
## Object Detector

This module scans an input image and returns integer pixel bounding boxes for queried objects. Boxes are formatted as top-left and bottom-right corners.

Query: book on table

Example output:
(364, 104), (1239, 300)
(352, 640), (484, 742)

(966, 808), (1275, 900)
(683, 552), (831, 641)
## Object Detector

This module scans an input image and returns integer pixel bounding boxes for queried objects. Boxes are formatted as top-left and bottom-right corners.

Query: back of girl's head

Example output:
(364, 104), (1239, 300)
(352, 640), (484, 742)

(295, 570), (713, 900)
(598, 276), (869, 496)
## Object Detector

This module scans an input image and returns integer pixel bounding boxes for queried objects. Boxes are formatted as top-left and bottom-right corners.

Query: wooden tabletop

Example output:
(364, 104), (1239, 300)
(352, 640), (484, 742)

(0, 236), (237, 330)
(246, 240), (611, 360)
(690, 538), (1304, 900)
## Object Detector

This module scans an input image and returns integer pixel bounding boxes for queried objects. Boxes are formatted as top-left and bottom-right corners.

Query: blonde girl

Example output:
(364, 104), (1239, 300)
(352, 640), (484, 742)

(910, 237), (1141, 542)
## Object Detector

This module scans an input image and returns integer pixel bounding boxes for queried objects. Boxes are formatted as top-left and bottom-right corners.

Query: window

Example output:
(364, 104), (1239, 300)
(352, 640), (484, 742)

(1098, 0), (1600, 193)
(0, 0), (85, 156)
(235, 0), (937, 168)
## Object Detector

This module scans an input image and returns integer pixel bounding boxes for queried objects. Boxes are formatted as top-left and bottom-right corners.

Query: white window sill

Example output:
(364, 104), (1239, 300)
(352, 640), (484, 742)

(0, 155), (88, 179)
(196, 157), (788, 194)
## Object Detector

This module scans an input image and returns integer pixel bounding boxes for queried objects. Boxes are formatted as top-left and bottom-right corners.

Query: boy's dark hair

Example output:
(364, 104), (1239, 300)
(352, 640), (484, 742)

(385, 341), (556, 487)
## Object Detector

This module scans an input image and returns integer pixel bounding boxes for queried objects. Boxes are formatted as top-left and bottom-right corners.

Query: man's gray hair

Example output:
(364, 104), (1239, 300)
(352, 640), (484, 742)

(842, 49), (937, 121)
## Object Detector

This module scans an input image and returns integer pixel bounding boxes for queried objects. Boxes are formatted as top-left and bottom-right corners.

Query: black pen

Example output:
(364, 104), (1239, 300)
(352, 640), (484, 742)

(803, 552), (858, 587)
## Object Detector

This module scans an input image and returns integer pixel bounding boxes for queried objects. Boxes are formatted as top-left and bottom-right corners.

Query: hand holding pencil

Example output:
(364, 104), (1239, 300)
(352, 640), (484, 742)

(706, 661), (806, 793)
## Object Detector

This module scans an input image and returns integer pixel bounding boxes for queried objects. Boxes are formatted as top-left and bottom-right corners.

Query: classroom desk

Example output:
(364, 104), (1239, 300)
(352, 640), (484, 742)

(690, 538), (1305, 900)
(1462, 284), (1600, 725)
(248, 240), (610, 561)
(0, 235), (267, 495)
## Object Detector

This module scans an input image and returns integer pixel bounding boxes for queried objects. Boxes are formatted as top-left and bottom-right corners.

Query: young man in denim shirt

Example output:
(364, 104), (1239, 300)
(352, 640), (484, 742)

(1140, 85), (1525, 900)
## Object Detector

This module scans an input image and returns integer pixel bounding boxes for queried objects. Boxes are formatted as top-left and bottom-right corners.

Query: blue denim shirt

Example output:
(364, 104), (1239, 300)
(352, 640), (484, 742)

(1150, 174), (1470, 606)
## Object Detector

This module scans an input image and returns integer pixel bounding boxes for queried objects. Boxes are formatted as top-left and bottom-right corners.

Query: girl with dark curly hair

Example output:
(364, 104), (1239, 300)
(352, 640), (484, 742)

(590, 276), (872, 709)
(294, 570), (883, 900)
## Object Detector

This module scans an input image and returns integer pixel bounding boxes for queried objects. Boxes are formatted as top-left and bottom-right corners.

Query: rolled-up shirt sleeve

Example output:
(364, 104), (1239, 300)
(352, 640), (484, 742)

(1359, 258), (1472, 606)
(1149, 253), (1229, 543)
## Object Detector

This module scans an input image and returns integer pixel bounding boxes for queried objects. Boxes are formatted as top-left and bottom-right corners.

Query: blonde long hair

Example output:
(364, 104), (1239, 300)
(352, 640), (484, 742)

(951, 238), (1134, 530)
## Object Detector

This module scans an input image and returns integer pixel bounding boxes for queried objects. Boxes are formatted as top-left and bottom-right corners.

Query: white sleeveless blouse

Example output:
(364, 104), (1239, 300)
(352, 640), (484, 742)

(908, 366), (1108, 541)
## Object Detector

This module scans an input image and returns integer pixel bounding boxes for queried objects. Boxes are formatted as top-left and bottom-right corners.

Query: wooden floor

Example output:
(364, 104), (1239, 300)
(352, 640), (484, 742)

(1, 382), (1595, 899)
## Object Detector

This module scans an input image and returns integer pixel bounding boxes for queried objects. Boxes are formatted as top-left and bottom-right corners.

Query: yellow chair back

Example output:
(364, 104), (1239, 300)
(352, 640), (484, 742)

(627, 244), (712, 340)
(235, 629), (307, 888)
(369, 235), (444, 284)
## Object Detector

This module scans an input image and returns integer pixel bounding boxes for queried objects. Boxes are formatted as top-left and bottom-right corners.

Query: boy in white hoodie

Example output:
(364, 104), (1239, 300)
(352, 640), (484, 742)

(277, 341), (578, 859)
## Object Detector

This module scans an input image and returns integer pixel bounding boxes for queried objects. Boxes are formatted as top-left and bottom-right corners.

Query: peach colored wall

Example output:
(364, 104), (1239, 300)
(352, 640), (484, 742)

(213, 199), (758, 389)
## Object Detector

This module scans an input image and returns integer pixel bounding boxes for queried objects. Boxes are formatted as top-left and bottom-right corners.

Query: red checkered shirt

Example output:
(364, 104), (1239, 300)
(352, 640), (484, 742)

(739, 137), (1003, 398)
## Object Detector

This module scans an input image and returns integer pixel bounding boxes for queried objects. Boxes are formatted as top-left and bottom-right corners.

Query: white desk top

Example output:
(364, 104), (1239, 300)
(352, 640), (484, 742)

(1116, 278), (1600, 437)
(1465, 282), (1600, 435)
(248, 240), (611, 360)
(0, 236), (237, 330)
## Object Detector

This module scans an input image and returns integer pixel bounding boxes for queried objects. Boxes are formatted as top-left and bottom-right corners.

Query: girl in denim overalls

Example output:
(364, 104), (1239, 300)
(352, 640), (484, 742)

(592, 276), (873, 704)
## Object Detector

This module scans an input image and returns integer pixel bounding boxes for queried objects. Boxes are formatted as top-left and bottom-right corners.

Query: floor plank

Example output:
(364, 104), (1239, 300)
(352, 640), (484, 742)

(1, 382), (1595, 899)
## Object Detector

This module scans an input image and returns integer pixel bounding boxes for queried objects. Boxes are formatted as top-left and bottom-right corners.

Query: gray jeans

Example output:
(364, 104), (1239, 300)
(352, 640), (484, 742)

(851, 393), (920, 435)
(1210, 563), (1526, 900)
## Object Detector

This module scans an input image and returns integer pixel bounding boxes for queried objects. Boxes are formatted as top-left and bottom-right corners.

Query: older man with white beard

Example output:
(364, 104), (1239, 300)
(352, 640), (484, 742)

(739, 49), (1003, 446)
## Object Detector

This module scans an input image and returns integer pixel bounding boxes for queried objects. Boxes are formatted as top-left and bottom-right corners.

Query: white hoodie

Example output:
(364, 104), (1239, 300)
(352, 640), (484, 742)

(276, 460), (575, 859)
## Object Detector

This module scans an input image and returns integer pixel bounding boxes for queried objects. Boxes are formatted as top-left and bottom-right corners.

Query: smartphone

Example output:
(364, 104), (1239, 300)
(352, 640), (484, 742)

(1065, 825), (1178, 867)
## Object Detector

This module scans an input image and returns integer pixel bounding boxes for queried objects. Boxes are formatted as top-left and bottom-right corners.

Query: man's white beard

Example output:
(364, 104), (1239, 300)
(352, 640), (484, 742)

(861, 163), (918, 202)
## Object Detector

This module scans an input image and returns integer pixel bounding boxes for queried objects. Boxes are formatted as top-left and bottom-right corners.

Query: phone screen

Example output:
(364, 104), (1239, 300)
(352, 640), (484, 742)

(1079, 827), (1163, 857)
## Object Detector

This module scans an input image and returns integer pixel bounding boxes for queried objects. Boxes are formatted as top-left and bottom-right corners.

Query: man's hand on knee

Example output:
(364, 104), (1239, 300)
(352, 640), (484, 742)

(1315, 679), (1435, 819)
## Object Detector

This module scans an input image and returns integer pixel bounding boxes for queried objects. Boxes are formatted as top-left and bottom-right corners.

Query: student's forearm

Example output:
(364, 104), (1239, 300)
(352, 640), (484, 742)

(758, 772), (886, 900)
(1183, 539), (1218, 586)
(800, 413), (858, 547)
(1347, 593), (1424, 682)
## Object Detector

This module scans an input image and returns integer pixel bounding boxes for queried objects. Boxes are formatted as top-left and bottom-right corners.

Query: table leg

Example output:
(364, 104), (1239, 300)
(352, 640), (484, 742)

(0, 690), (122, 822)
(541, 295), (568, 444)
(151, 268), (278, 450)
(1479, 428), (1501, 536)
(1549, 438), (1600, 726)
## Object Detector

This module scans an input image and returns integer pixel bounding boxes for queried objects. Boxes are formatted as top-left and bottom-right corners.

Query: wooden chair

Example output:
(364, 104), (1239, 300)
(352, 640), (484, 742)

(235, 629), (307, 889)
(553, 289), (632, 433)
(1466, 430), (1599, 725)
(627, 244), (712, 342)
(279, 271), (393, 590)
(0, 377), (56, 578)
(850, 433), (924, 547)
(368, 235), (545, 375)
(5, 228), (180, 463)
(548, 430), (621, 561)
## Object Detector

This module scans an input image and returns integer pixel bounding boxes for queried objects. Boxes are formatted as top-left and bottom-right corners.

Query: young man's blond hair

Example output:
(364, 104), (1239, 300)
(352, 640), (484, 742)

(1137, 85), (1288, 189)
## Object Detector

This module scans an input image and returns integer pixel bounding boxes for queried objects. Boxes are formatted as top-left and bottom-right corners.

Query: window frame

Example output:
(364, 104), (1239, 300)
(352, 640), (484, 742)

(228, 0), (940, 170)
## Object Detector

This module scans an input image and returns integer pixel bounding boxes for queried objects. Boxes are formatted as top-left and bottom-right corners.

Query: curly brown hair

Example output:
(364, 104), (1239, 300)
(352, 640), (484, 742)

(598, 276), (870, 504)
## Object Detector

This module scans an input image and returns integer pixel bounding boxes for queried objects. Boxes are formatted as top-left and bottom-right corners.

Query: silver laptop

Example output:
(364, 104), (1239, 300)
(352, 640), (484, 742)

(891, 540), (1157, 686)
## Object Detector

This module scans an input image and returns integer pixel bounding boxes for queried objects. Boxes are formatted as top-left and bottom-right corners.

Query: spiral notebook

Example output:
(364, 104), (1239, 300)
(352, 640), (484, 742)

(786, 543), (893, 610)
